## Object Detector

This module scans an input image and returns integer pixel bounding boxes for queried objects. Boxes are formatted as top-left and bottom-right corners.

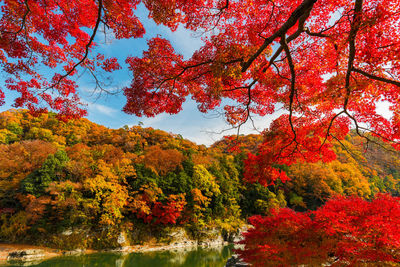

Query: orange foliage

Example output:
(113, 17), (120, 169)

(143, 145), (185, 176)
(0, 141), (57, 195)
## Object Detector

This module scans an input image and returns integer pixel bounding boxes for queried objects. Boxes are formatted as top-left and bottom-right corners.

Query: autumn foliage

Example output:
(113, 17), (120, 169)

(238, 194), (400, 266)
(0, 110), (246, 247)
(1, 0), (400, 184)
(2, 0), (400, 262)
(0, 110), (399, 259)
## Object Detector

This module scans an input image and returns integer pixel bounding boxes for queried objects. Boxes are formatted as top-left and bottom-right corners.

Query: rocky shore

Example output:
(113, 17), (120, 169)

(0, 226), (248, 266)
(0, 233), (231, 265)
(0, 244), (62, 265)
(1, 240), (230, 265)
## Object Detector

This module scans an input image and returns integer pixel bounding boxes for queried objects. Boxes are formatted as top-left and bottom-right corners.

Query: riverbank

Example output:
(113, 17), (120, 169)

(1, 244), (236, 267)
(0, 238), (231, 265)
(0, 244), (63, 263)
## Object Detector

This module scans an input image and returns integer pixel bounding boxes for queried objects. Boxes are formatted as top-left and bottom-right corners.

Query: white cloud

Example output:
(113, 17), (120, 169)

(122, 100), (285, 146)
(376, 101), (393, 120)
(164, 26), (204, 59)
(84, 101), (118, 116)
(132, 3), (204, 59)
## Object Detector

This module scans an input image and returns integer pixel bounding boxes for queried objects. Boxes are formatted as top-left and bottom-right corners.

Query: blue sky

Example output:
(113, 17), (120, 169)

(0, 3), (280, 146)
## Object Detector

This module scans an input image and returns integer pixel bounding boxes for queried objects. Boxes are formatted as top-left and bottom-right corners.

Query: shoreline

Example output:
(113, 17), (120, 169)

(0, 243), (64, 264)
(0, 240), (231, 265)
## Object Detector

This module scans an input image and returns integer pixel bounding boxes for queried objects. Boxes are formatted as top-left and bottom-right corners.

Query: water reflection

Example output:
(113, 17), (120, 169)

(5, 246), (233, 267)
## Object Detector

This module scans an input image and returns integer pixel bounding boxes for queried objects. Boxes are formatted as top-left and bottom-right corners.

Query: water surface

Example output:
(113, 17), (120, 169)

(6, 245), (233, 267)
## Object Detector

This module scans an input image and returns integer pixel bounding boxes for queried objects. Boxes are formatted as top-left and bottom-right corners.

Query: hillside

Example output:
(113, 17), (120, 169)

(0, 109), (399, 249)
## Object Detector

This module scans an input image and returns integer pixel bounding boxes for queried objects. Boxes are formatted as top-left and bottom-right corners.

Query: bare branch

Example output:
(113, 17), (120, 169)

(2, 0), (30, 37)
(319, 111), (346, 149)
(261, 25), (305, 73)
(352, 68), (400, 87)
(49, 0), (104, 88)
(344, 0), (363, 110)
(305, 28), (330, 38)
(281, 37), (297, 142)
(154, 60), (213, 90)
(221, 0), (229, 11)
(241, 0), (317, 72)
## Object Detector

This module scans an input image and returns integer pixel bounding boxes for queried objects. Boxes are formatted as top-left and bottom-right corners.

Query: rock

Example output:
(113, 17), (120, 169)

(7, 249), (45, 262)
(117, 232), (127, 245)
(114, 232), (130, 248)
(61, 229), (73, 236)
(170, 240), (199, 250)
(225, 256), (237, 267)
(225, 225), (249, 243)
(198, 235), (227, 248)
(62, 249), (85, 256)
(167, 228), (188, 243)
(225, 255), (249, 267)
(105, 246), (131, 254)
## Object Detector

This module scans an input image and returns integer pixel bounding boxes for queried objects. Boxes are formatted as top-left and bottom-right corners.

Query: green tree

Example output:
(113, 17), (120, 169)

(21, 150), (69, 196)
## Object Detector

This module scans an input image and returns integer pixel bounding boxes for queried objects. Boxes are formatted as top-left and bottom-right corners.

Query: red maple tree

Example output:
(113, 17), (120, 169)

(237, 194), (400, 266)
(1, 0), (400, 182)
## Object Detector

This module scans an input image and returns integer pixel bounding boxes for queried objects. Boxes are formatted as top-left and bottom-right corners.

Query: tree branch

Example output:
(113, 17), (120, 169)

(344, 0), (363, 110)
(281, 36), (298, 144)
(352, 68), (400, 87)
(241, 0), (317, 72)
(2, 0), (30, 37)
(49, 0), (103, 88)
(319, 111), (346, 149)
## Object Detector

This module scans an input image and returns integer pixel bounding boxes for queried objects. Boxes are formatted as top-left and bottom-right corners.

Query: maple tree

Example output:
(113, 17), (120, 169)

(1, 0), (400, 184)
(237, 194), (400, 266)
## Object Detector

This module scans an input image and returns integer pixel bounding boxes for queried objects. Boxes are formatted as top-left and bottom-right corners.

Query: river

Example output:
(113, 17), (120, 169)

(4, 245), (233, 267)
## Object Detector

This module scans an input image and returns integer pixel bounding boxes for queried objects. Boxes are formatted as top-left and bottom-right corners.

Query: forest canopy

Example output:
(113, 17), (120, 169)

(0, 110), (399, 256)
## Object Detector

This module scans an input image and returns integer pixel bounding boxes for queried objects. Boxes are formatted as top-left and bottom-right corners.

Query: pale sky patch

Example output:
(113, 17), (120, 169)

(84, 100), (118, 116)
(376, 101), (393, 120)
(163, 25), (205, 59)
(123, 100), (285, 146)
